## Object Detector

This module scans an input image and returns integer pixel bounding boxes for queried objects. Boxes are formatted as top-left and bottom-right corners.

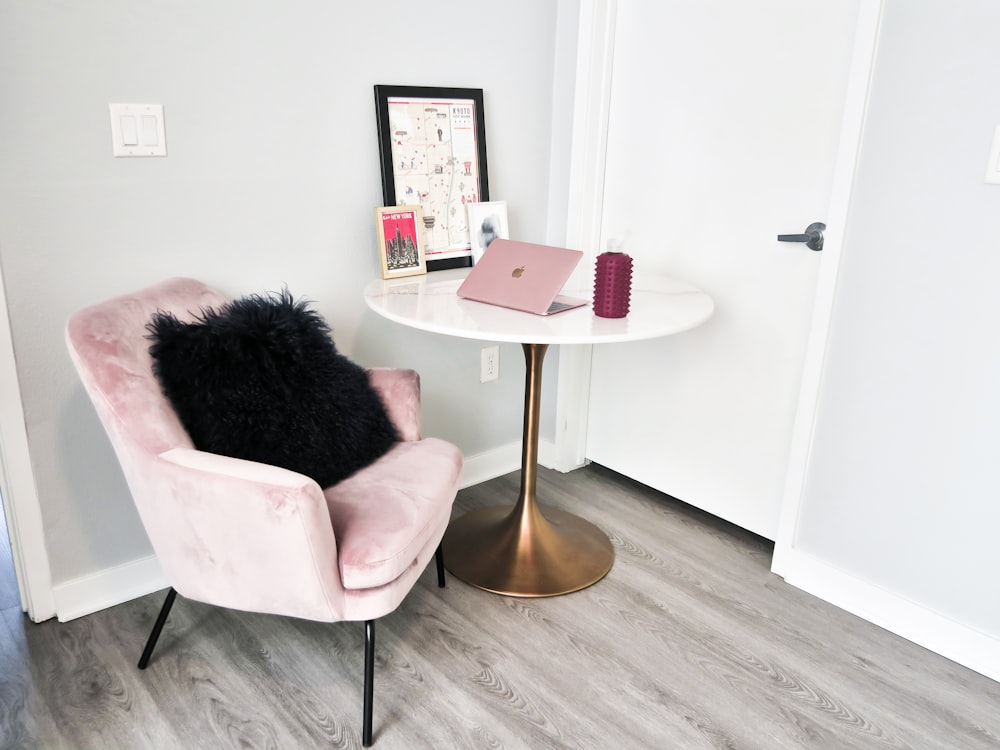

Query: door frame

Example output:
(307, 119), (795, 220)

(0, 257), (56, 621)
(771, 0), (883, 575)
(555, 0), (884, 520)
(553, 0), (617, 473)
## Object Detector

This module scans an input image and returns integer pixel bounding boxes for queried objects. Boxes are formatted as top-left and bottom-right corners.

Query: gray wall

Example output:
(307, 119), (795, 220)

(795, 0), (1000, 639)
(0, 1), (562, 587)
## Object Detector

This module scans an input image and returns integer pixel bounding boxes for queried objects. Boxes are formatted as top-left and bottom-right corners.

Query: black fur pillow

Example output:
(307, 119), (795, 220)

(146, 289), (399, 488)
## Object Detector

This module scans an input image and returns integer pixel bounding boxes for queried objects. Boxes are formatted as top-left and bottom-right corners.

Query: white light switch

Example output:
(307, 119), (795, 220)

(985, 125), (1000, 185)
(141, 115), (158, 146)
(120, 115), (138, 146)
(109, 103), (166, 157)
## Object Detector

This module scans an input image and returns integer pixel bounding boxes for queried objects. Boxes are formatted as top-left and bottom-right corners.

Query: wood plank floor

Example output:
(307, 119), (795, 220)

(2, 464), (998, 749)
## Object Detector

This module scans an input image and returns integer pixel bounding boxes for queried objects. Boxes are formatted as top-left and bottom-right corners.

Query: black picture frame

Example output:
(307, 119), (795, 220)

(374, 85), (489, 271)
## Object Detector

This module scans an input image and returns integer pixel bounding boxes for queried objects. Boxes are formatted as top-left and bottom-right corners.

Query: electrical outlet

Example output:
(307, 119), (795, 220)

(480, 345), (499, 383)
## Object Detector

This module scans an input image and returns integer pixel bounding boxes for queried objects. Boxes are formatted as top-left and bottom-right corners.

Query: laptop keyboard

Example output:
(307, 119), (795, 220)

(546, 300), (576, 314)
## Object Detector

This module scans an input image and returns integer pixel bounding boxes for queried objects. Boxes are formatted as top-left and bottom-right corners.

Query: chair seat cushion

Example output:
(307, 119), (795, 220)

(147, 289), (399, 488)
(325, 437), (463, 590)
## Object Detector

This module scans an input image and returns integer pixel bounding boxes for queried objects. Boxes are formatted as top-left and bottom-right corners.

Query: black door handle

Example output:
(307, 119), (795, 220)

(777, 222), (825, 252)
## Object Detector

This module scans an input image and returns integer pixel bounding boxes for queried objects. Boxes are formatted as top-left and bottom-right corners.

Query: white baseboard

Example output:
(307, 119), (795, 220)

(459, 438), (559, 488)
(458, 441), (521, 489)
(51, 439), (558, 621)
(53, 554), (168, 622)
(776, 548), (1000, 684)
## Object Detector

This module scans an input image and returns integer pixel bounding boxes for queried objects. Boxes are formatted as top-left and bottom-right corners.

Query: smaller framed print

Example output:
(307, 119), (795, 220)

(375, 206), (427, 279)
(466, 200), (509, 264)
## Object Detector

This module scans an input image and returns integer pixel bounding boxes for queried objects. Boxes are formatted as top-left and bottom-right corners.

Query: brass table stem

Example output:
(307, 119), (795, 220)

(442, 343), (614, 596)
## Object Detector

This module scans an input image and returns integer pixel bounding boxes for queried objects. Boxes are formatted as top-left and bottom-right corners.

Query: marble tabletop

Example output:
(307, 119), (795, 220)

(363, 268), (714, 345)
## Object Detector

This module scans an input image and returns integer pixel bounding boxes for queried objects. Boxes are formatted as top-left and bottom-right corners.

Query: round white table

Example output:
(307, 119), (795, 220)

(364, 268), (713, 597)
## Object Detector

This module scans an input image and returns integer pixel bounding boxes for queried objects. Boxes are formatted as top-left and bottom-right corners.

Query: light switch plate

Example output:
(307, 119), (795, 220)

(985, 125), (1000, 185)
(109, 103), (166, 157)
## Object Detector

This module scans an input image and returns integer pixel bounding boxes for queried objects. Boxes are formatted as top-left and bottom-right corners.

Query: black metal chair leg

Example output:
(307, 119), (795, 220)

(363, 620), (375, 747)
(435, 544), (446, 588)
(138, 587), (177, 669)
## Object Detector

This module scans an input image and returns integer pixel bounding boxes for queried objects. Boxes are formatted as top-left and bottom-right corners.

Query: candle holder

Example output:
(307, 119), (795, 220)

(593, 249), (633, 318)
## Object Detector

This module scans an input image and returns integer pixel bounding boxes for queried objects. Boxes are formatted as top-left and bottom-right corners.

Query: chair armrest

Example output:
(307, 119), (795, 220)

(367, 367), (421, 441)
(147, 447), (347, 621)
(160, 446), (319, 487)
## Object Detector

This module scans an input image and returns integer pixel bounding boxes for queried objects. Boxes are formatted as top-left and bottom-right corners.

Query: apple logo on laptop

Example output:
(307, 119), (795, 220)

(511, 266), (525, 278)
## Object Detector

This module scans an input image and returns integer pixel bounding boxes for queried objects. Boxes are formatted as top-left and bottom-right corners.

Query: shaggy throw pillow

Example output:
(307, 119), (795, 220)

(146, 289), (399, 488)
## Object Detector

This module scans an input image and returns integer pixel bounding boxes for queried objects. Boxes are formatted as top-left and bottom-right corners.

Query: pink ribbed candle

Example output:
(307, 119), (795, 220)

(593, 251), (633, 318)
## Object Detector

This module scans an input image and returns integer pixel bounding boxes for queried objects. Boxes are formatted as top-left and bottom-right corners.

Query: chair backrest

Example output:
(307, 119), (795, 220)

(66, 277), (225, 458)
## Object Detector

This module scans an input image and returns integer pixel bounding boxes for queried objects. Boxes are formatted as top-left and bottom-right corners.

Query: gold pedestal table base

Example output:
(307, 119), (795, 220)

(442, 343), (614, 597)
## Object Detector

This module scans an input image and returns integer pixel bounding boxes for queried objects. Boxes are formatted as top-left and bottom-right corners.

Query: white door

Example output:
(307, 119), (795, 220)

(584, 0), (873, 539)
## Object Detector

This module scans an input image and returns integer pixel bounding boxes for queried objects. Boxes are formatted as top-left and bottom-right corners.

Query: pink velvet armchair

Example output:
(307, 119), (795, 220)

(65, 278), (463, 746)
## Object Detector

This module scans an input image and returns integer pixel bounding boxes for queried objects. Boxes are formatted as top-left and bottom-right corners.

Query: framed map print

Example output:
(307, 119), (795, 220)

(374, 85), (490, 270)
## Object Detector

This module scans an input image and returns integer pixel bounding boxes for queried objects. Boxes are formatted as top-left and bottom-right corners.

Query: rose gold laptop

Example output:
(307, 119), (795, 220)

(456, 238), (589, 315)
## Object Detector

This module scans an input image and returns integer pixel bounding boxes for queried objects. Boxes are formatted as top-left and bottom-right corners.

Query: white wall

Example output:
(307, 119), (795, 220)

(786, 0), (1000, 675)
(0, 0), (562, 607)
